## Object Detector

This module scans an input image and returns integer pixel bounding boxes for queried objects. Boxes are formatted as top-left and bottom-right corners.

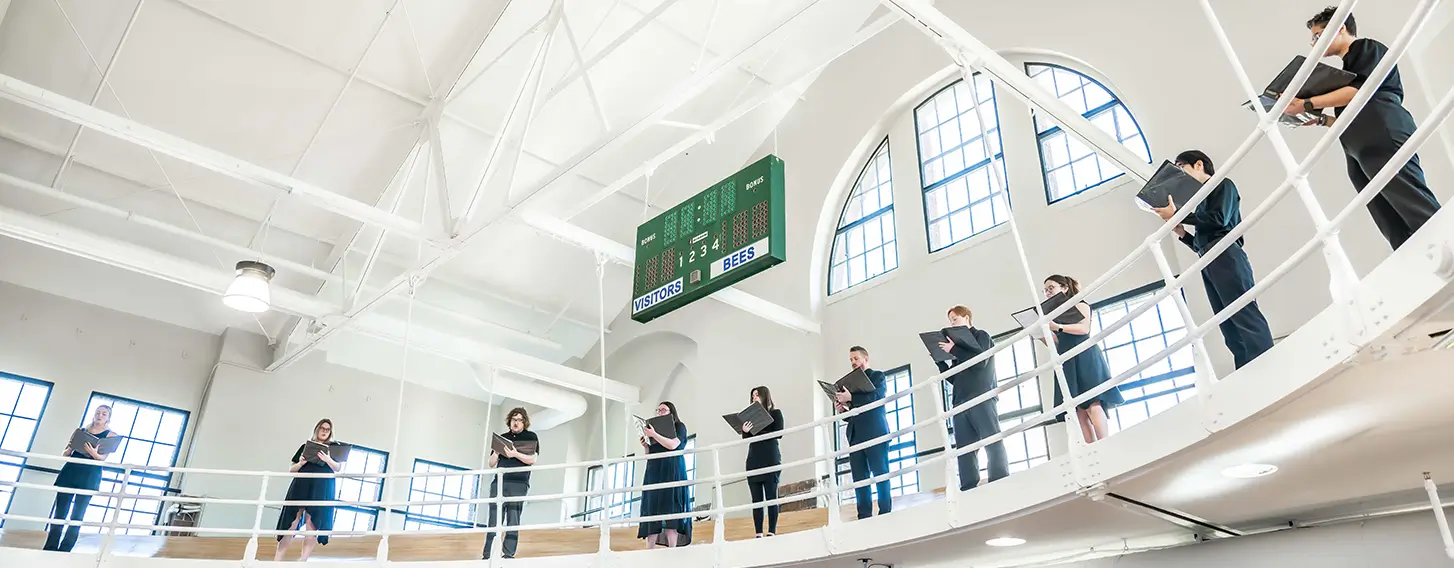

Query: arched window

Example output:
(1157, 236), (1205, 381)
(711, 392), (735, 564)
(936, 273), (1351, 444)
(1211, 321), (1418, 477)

(1027, 63), (1151, 203)
(829, 140), (898, 295)
(915, 74), (1010, 252)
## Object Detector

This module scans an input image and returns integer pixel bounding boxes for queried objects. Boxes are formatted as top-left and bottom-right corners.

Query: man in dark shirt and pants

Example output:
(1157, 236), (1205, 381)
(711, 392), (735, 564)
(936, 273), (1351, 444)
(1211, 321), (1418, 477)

(1152, 150), (1275, 369)
(484, 407), (539, 559)
(1290, 7), (1441, 251)
(935, 306), (1008, 491)
(837, 346), (892, 519)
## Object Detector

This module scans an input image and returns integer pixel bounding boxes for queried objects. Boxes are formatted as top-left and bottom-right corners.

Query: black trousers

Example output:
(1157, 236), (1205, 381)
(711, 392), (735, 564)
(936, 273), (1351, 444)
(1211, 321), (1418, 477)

(44, 491), (92, 552)
(847, 441), (891, 519)
(482, 481), (528, 559)
(747, 480), (779, 534)
(950, 396), (1008, 491)
(1201, 243), (1274, 369)
(1342, 114), (1441, 251)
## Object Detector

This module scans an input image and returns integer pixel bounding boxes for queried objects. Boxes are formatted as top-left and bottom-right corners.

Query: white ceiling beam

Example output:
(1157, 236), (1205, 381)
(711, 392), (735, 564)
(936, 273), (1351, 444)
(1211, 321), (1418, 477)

(879, 0), (1156, 182)
(267, 0), (831, 371)
(520, 213), (820, 333)
(560, 12), (611, 133)
(50, 0), (146, 190)
(538, 0), (681, 105)
(0, 73), (442, 244)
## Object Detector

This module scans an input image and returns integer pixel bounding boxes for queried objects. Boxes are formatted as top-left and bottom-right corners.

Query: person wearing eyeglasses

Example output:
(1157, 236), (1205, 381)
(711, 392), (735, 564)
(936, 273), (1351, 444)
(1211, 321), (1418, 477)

(1288, 7), (1441, 251)
(1041, 276), (1124, 444)
(275, 419), (344, 562)
(483, 408), (538, 560)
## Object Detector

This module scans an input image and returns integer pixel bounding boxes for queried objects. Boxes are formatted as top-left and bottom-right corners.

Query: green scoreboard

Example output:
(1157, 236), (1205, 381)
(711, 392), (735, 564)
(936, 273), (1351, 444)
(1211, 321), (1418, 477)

(630, 155), (786, 323)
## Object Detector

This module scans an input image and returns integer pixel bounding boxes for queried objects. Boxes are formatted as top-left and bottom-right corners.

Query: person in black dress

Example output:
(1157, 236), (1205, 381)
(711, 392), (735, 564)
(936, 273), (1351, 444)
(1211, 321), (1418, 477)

(935, 306), (1008, 490)
(44, 404), (115, 552)
(637, 401), (691, 549)
(274, 418), (344, 562)
(740, 386), (784, 538)
(483, 407), (538, 559)
(1043, 275), (1124, 444)
(1289, 7), (1441, 251)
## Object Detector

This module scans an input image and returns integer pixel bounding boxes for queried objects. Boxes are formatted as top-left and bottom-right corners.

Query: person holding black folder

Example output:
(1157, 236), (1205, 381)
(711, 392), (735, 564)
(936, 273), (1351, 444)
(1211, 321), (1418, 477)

(638, 401), (692, 548)
(933, 306), (1009, 491)
(1042, 276), (1123, 444)
(44, 404), (115, 552)
(483, 407), (539, 559)
(1290, 7), (1441, 250)
(740, 386), (785, 538)
(839, 346), (892, 519)
(1150, 151), (1275, 369)
(275, 418), (344, 562)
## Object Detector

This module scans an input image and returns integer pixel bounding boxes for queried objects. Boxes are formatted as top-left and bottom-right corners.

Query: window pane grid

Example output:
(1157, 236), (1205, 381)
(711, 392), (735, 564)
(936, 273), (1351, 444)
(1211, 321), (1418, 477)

(836, 366), (918, 503)
(79, 394), (188, 535)
(1091, 288), (1197, 433)
(333, 446), (388, 532)
(403, 460), (478, 530)
(915, 75), (1010, 252)
(0, 374), (52, 527)
(941, 336), (1049, 479)
(683, 436), (697, 509)
(584, 461), (637, 522)
(831, 141), (899, 295)
(1028, 63), (1152, 203)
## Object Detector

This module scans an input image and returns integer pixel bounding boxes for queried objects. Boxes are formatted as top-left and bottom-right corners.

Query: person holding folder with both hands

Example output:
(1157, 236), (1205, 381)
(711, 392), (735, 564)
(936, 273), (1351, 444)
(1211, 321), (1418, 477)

(838, 346), (892, 519)
(931, 306), (1008, 491)
(638, 401), (692, 548)
(738, 386), (784, 538)
(483, 407), (538, 560)
(1041, 276), (1123, 444)
(275, 418), (345, 562)
(45, 404), (116, 552)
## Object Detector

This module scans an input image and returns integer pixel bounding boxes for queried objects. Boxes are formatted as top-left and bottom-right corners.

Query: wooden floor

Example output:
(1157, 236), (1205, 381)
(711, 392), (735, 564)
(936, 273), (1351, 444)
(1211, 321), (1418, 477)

(0, 490), (943, 561)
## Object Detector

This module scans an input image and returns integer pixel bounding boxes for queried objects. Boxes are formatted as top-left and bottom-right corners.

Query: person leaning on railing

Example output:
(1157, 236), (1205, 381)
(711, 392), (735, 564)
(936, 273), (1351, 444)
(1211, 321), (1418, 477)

(839, 346), (892, 519)
(638, 401), (692, 548)
(44, 404), (115, 553)
(740, 386), (785, 538)
(483, 407), (538, 560)
(936, 306), (1008, 491)
(1040, 276), (1124, 444)
(274, 418), (343, 562)
(1290, 7), (1442, 251)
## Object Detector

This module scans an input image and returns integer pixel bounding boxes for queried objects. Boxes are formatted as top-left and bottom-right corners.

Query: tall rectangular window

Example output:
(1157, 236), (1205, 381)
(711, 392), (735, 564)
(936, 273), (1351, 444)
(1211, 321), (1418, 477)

(830, 140), (898, 294)
(0, 372), (53, 526)
(77, 394), (189, 535)
(682, 435), (697, 509)
(915, 74), (1010, 252)
(584, 460), (636, 522)
(403, 460), (478, 530)
(1091, 284), (1197, 432)
(835, 365), (918, 502)
(941, 335), (1050, 477)
(331, 445), (389, 532)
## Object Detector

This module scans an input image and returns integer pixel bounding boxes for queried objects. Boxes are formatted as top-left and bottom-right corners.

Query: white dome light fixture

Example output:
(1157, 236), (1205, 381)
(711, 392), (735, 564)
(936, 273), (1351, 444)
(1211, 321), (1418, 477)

(223, 260), (275, 313)
(1221, 463), (1279, 479)
(985, 537), (1026, 547)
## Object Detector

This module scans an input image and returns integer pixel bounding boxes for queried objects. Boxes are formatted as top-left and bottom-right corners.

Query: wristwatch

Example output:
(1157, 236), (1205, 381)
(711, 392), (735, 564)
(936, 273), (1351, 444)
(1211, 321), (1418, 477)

(1304, 99), (1317, 114)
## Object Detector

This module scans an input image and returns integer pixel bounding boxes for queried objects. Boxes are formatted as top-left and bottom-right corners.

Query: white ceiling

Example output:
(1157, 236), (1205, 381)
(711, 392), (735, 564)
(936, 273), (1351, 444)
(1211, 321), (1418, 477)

(0, 0), (878, 374)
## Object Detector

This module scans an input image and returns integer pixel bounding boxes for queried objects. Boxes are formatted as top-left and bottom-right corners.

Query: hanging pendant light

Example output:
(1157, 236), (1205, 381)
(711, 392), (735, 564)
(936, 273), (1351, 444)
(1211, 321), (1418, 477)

(223, 260), (275, 313)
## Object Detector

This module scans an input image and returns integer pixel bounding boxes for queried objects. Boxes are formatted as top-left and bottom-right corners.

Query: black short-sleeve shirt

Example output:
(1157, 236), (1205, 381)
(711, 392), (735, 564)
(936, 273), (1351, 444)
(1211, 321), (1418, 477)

(1336, 38), (1403, 116)
(496, 430), (539, 486)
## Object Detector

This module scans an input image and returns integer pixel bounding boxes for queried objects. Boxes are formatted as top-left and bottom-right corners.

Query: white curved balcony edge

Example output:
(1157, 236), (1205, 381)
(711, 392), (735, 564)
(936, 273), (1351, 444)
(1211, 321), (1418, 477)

(5, 210), (1452, 568)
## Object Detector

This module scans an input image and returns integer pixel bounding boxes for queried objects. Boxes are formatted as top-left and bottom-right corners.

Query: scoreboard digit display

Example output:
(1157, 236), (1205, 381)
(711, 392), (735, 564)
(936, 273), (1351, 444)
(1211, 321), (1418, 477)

(630, 154), (786, 323)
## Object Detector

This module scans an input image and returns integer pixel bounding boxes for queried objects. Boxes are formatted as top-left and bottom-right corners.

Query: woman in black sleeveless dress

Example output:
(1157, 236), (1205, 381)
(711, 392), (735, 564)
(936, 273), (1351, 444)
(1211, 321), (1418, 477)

(741, 386), (784, 538)
(637, 401), (691, 548)
(274, 418), (343, 562)
(1044, 275), (1123, 444)
(45, 404), (115, 552)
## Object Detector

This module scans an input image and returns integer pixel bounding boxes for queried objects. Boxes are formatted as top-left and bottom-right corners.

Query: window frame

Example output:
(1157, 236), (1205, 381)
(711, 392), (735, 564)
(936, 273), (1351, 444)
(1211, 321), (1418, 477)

(913, 75), (1011, 253)
(0, 371), (54, 527)
(682, 434), (697, 509)
(583, 458), (637, 522)
(1025, 62), (1152, 204)
(330, 444), (389, 533)
(833, 365), (919, 502)
(940, 332), (1052, 477)
(76, 392), (190, 535)
(829, 137), (898, 295)
(402, 458), (479, 531)
(1089, 281), (1198, 433)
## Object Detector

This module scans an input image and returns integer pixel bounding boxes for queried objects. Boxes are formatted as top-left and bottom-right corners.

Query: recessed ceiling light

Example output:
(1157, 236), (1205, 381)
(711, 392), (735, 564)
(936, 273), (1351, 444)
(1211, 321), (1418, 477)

(1221, 463), (1278, 479)
(985, 537), (1026, 547)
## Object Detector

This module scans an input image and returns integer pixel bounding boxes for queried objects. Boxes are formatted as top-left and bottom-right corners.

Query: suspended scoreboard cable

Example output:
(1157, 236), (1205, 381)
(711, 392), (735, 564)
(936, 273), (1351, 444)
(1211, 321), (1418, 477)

(630, 155), (786, 323)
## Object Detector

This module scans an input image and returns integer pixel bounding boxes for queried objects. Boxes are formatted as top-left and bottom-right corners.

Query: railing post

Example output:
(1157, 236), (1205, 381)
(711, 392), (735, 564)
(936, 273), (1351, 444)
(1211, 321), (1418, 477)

(488, 470), (504, 564)
(597, 472), (611, 554)
(928, 373), (959, 512)
(1425, 472), (1454, 559)
(822, 422), (842, 528)
(711, 448), (726, 545)
(243, 474), (270, 563)
(1150, 243), (1219, 394)
(97, 467), (132, 562)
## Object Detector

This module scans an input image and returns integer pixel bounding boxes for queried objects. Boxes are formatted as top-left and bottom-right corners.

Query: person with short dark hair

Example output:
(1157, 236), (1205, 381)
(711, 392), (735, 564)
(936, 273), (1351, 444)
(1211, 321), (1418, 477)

(1289, 7), (1441, 250)
(483, 407), (538, 559)
(740, 386), (784, 538)
(839, 346), (892, 519)
(1150, 150), (1275, 369)
(935, 306), (1008, 491)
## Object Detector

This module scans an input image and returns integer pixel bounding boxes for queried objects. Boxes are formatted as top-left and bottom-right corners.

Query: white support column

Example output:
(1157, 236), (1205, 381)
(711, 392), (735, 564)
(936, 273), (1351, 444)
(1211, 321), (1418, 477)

(1426, 472), (1454, 559)
(98, 468), (133, 561)
(243, 475), (270, 563)
(711, 448), (727, 544)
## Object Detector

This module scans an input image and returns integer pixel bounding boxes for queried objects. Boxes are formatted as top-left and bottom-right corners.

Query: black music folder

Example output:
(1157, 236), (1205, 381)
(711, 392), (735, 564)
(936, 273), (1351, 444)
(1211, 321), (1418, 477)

(1243, 55), (1356, 126)
(1135, 160), (1203, 211)
(302, 441), (351, 466)
(634, 414), (677, 436)
(722, 402), (774, 435)
(919, 331), (955, 362)
(817, 368), (877, 402)
(68, 429), (122, 456)
(1029, 292), (1086, 326)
